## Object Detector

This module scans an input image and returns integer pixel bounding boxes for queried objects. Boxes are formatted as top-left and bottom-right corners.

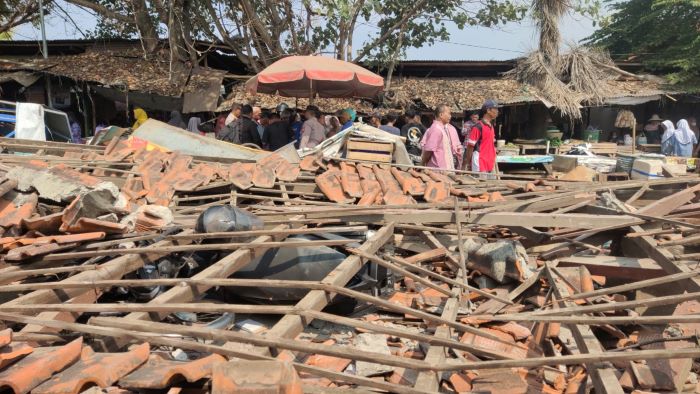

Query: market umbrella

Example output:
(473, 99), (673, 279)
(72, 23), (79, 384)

(245, 55), (384, 99)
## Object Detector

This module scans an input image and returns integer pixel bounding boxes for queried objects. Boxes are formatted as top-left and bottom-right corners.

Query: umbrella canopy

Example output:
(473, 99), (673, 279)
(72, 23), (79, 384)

(245, 56), (384, 99)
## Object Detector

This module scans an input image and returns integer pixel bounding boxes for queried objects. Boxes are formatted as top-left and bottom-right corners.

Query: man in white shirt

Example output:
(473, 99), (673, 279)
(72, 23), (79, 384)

(224, 103), (241, 126)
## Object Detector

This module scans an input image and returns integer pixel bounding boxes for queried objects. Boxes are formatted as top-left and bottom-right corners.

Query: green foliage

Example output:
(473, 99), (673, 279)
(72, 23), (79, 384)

(359, 0), (528, 68)
(0, 0), (47, 37)
(84, 0), (162, 40)
(586, 0), (700, 89)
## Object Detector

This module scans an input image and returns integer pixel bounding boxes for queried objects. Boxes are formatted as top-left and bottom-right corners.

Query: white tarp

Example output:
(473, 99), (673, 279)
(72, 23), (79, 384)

(15, 102), (45, 141)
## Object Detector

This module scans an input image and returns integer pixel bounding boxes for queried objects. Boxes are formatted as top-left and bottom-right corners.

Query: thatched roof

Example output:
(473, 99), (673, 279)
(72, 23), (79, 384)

(389, 75), (670, 111)
(1, 51), (193, 97)
(219, 75), (671, 114)
(216, 83), (376, 113)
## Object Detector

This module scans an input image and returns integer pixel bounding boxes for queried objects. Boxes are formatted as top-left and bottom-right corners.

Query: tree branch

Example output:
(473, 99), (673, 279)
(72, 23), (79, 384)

(353, 0), (429, 62)
(64, 0), (132, 24)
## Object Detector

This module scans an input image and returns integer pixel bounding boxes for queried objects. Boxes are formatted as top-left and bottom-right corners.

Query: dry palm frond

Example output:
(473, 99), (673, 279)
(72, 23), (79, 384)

(562, 46), (617, 105)
(509, 46), (618, 119)
(509, 51), (582, 119)
(532, 0), (569, 62)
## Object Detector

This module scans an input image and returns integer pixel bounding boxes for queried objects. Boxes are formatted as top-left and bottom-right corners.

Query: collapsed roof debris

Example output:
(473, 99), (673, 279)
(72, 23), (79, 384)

(0, 136), (698, 393)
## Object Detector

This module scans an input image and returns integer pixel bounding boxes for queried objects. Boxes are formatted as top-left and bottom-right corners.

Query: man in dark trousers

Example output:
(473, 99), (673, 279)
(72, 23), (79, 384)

(263, 110), (294, 151)
(218, 104), (262, 147)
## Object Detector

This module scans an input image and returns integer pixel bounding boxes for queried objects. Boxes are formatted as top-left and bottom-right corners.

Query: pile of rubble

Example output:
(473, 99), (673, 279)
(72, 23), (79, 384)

(0, 137), (699, 393)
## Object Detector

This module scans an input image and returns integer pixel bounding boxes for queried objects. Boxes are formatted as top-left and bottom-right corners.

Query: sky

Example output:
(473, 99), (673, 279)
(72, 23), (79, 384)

(13, 1), (600, 61)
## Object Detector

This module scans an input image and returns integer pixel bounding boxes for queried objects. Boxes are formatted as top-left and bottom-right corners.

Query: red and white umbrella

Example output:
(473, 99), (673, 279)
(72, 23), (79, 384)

(245, 55), (384, 99)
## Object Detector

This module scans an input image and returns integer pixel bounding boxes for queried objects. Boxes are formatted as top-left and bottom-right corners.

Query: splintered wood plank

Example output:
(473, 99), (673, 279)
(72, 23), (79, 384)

(414, 278), (461, 391)
(637, 184), (700, 217)
(546, 265), (624, 394)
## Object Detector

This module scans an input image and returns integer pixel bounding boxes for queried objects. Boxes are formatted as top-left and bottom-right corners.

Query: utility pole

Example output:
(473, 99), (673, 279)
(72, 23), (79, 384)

(38, 0), (53, 108)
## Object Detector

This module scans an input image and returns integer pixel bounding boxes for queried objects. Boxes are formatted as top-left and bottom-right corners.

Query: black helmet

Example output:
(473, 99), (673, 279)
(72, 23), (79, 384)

(276, 103), (289, 113)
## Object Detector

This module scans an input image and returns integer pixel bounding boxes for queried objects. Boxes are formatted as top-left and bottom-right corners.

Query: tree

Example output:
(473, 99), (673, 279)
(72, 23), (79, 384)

(586, 0), (700, 88)
(0, 0), (47, 37)
(67, 0), (530, 72)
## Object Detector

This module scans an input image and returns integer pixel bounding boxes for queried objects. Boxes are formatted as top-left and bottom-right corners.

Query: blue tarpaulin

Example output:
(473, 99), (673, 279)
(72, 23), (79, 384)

(0, 114), (16, 123)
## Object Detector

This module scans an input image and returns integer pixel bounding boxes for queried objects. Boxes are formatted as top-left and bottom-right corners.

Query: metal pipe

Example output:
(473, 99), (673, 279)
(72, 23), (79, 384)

(38, 0), (53, 108)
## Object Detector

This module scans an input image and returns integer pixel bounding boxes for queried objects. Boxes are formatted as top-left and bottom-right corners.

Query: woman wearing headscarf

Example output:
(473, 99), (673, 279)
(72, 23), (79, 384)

(674, 119), (698, 157)
(167, 111), (187, 129)
(132, 108), (148, 130)
(187, 116), (202, 134)
(325, 115), (340, 138)
(660, 120), (676, 156)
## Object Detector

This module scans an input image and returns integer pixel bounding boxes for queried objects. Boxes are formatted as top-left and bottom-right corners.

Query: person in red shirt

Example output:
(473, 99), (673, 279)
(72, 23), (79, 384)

(464, 99), (500, 173)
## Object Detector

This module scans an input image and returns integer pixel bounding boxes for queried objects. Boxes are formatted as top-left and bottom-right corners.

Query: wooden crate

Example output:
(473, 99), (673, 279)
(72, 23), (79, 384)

(345, 138), (394, 163)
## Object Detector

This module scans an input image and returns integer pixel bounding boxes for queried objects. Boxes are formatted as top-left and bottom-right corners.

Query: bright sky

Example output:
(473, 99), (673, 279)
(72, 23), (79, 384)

(13, 1), (599, 61)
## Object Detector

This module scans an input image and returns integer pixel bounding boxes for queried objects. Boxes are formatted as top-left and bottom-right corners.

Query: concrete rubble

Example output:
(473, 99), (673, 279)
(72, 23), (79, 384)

(0, 136), (698, 393)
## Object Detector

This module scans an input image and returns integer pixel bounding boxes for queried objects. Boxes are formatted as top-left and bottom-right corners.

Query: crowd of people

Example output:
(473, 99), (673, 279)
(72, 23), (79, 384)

(115, 99), (503, 176)
(114, 102), (698, 178)
(643, 115), (699, 158)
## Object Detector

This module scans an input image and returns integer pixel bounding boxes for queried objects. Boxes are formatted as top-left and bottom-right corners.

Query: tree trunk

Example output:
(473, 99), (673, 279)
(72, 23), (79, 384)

(129, 0), (159, 54)
(384, 28), (404, 94)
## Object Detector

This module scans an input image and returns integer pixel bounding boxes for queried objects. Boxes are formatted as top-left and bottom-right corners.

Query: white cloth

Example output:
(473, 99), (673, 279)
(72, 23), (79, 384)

(660, 120), (675, 143)
(15, 102), (45, 141)
(676, 119), (696, 145)
(471, 151), (480, 172)
(225, 113), (236, 126)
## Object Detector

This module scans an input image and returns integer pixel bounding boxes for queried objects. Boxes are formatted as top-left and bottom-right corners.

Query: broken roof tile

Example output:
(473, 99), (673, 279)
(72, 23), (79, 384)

(0, 343), (34, 369)
(212, 360), (302, 394)
(315, 170), (354, 204)
(423, 181), (450, 203)
(357, 188), (380, 206)
(390, 168), (426, 196)
(0, 337), (82, 394)
(33, 343), (149, 394)
(372, 165), (402, 194)
(299, 155), (320, 172)
(0, 191), (38, 228)
(339, 163), (363, 199)
(119, 354), (226, 389)
(275, 161), (300, 182)
(229, 162), (256, 190)
(59, 218), (127, 235)
(20, 212), (63, 234)
(252, 166), (276, 189)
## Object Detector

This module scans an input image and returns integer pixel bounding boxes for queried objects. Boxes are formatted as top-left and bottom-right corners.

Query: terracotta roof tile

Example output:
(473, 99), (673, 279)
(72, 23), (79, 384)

(119, 354), (226, 389)
(33, 343), (150, 394)
(0, 191), (38, 228)
(229, 162), (255, 190)
(59, 218), (127, 234)
(0, 343), (34, 369)
(0, 337), (82, 394)
(390, 167), (425, 196)
(251, 166), (276, 189)
(315, 170), (354, 204)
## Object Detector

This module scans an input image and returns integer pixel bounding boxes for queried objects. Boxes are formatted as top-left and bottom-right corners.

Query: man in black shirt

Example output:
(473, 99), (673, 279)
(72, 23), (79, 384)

(219, 104), (262, 147)
(263, 110), (294, 151)
(400, 110), (426, 139)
